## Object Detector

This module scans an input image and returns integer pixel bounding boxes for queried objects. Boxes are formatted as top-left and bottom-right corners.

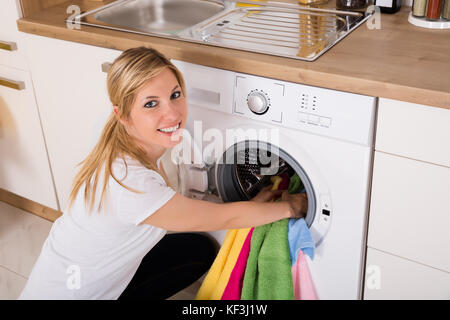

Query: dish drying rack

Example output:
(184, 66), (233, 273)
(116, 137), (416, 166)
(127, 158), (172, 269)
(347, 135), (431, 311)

(183, 0), (372, 61)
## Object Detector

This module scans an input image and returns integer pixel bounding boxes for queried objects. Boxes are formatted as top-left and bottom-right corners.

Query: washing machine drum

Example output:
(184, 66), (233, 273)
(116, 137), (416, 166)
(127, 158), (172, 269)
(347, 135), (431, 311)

(215, 141), (316, 227)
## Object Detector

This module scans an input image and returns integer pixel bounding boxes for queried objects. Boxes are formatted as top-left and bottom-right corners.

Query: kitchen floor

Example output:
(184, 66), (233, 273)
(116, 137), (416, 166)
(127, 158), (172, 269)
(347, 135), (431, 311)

(0, 200), (201, 300)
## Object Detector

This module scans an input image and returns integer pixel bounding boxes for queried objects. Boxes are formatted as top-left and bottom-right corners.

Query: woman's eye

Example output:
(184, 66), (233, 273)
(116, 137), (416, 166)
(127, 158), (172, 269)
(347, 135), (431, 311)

(171, 91), (181, 99)
(144, 100), (158, 108)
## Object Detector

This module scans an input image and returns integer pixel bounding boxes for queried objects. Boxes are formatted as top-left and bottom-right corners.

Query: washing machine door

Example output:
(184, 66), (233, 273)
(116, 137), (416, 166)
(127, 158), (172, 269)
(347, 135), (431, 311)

(163, 129), (217, 200)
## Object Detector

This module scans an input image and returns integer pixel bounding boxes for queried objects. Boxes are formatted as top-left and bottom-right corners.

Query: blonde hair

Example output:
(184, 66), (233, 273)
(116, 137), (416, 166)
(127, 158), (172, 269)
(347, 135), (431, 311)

(68, 46), (186, 213)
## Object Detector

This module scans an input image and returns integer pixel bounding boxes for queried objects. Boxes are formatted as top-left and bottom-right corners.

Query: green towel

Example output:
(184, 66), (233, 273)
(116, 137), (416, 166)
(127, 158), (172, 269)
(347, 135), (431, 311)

(241, 219), (294, 300)
(288, 173), (304, 194)
(241, 224), (268, 300)
(241, 173), (303, 300)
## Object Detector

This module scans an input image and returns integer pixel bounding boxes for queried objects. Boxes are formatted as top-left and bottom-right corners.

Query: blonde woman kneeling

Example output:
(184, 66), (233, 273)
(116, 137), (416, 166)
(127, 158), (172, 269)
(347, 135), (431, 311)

(19, 47), (307, 300)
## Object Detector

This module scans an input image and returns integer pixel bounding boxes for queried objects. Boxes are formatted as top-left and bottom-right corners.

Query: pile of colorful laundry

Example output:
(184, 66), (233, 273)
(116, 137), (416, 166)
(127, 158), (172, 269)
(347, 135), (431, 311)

(196, 173), (317, 300)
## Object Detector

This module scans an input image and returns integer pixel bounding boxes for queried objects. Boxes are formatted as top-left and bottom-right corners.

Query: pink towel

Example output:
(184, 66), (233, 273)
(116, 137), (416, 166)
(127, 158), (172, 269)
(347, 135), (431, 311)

(221, 228), (254, 300)
(292, 250), (318, 300)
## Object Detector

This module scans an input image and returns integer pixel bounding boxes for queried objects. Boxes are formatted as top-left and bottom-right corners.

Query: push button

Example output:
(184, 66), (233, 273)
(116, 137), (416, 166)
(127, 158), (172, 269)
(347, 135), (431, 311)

(320, 116), (332, 128)
(307, 114), (320, 125)
(298, 112), (307, 123)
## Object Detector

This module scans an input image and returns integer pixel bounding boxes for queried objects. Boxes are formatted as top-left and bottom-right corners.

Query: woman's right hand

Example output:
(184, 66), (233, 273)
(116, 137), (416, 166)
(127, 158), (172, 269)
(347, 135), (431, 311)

(281, 191), (308, 219)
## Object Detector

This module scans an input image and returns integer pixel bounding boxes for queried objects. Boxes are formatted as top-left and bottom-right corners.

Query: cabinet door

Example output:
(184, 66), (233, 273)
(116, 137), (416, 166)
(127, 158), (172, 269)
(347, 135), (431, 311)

(364, 248), (450, 300)
(0, 65), (58, 209)
(0, 0), (28, 70)
(23, 34), (122, 210)
(368, 151), (450, 273)
(376, 98), (450, 167)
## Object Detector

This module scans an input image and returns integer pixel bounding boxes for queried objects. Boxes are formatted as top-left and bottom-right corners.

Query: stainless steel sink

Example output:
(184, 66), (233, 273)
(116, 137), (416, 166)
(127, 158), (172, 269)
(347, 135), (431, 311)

(96, 0), (224, 35)
(72, 0), (372, 61)
(78, 0), (228, 36)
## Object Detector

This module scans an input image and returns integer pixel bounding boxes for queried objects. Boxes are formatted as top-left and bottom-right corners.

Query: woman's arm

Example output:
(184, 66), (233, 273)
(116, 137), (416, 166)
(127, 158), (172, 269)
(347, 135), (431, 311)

(140, 190), (307, 232)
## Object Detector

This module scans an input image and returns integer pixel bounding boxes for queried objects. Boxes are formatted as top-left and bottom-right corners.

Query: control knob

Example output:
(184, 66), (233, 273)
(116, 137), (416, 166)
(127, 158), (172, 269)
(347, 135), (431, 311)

(247, 90), (270, 114)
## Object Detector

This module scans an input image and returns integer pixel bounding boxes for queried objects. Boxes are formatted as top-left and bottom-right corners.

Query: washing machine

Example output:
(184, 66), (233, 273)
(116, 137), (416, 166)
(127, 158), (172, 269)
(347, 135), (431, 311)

(162, 60), (376, 300)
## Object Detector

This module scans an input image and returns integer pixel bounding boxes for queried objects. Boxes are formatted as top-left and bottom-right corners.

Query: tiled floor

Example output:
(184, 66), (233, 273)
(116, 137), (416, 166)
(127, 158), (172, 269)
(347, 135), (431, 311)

(0, 201), (52, 299)
(0, 200), (201, 300)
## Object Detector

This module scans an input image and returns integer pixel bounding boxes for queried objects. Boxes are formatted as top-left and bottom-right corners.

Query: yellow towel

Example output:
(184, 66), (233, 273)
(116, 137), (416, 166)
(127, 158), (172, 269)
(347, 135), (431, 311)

(196, 177), (281, 300)
(196, 228), (251, 300)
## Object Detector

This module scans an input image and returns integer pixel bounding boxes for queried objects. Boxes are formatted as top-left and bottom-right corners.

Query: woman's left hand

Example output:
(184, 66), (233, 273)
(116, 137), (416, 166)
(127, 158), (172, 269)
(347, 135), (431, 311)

(251, 185), (283, 203)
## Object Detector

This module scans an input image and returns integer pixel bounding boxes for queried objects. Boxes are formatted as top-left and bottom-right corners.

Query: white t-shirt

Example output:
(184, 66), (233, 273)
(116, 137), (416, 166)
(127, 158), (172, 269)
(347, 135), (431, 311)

(19, 156), (176, 300)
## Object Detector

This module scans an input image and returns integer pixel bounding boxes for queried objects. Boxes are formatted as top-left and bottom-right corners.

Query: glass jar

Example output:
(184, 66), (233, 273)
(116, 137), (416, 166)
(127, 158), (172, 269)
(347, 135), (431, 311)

(425, 0), (442, 20)
(412, 0), (428, 17)
(443, 0), (450, 20)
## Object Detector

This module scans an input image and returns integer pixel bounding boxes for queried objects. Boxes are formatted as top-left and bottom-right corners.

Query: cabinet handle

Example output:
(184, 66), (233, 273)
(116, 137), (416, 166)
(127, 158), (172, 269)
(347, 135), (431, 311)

(0, 40), (18, 51)
(101, 62), (111, 73)
(0, 76), (25, 90)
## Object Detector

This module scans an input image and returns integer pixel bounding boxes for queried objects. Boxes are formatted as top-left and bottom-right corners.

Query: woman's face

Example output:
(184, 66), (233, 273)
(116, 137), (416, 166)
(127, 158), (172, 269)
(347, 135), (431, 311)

(116, 67), (187, 160)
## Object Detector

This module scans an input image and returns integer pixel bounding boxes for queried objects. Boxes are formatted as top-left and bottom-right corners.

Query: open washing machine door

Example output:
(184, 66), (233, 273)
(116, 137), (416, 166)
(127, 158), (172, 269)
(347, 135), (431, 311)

(161, 129), (218, 200)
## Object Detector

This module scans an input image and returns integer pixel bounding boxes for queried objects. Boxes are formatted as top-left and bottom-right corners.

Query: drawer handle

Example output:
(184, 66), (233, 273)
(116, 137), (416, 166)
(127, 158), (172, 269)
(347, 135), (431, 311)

(101, 62), (111, 73)
(0, 40), (18, 51)
(0, 76), (25, 90)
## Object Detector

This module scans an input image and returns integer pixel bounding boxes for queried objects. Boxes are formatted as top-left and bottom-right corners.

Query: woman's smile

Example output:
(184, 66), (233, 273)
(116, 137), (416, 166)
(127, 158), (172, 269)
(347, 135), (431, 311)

(157, 121), (182, 134)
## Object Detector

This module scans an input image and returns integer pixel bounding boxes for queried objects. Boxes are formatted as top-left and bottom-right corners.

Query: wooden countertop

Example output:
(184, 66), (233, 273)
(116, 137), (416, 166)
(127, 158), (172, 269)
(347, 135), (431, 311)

(17, 0), (450, 109)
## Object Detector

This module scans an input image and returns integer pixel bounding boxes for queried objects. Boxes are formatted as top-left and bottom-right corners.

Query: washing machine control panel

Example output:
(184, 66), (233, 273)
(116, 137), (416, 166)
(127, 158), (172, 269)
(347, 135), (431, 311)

(233, 72), (376, 146)
(172, 59), (375, 146)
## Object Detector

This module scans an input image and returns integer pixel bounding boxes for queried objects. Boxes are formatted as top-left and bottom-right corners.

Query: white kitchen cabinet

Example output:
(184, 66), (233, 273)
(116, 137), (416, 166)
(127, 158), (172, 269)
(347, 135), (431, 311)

(376, 98), (450, 167)
(368, 151), (450, 272)
(365, 98), (450, 299)
(0, 0), (29, 71)
(23, 34), (122, 210)
(364, 248), (450, 300)
(0, 64), (58, 210)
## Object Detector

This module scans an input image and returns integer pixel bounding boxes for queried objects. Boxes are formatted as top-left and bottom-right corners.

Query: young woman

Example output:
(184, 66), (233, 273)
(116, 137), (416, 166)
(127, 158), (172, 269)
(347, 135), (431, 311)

(19, 47), (307, 300)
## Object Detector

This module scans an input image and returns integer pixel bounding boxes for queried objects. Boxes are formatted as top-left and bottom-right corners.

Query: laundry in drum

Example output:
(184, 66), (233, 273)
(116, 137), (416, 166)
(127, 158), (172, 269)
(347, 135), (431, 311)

(234, 147), (305, 200)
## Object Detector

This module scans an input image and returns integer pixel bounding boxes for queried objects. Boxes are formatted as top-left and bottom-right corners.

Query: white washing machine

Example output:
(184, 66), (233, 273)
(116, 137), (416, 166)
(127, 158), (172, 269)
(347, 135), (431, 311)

(163, 60), (376, 300)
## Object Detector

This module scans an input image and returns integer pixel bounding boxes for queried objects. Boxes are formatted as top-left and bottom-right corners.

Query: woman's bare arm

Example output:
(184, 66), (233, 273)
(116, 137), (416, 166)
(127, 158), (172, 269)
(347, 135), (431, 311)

(140, 190), (307, 232)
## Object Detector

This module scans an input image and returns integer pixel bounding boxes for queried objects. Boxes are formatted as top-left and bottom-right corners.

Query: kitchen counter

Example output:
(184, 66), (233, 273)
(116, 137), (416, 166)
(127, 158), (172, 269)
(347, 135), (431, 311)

(17, 0), (450, 109)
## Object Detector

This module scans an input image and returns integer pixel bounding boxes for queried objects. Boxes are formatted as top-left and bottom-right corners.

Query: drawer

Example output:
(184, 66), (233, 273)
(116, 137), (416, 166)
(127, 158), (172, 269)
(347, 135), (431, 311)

(0, 64), (58, 210)
(368, 151), (450, 272)
(0, 0), (28, 70)
(376, 98), (450, 167)
(364, 248), (450, 300)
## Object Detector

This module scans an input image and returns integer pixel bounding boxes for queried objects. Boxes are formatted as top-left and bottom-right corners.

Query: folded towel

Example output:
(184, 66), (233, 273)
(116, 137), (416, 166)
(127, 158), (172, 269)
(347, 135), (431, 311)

(292, 250), (318, 300)
(288, 173), (304, 194)
(240, 223), (269, 300)
(288, 218), (315, 262)
(221, 228), (254, 300)
(195, 227), (251, 300)
(241, 218), (294, 300)
(278, 172), (290, 190)
(195, 229), (236, 299)
(286, 173), (314, 262)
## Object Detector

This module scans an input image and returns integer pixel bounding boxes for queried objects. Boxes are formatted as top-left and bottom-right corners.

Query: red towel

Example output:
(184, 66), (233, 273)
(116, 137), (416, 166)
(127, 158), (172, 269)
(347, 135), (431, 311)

(221, 228), (254, 300)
